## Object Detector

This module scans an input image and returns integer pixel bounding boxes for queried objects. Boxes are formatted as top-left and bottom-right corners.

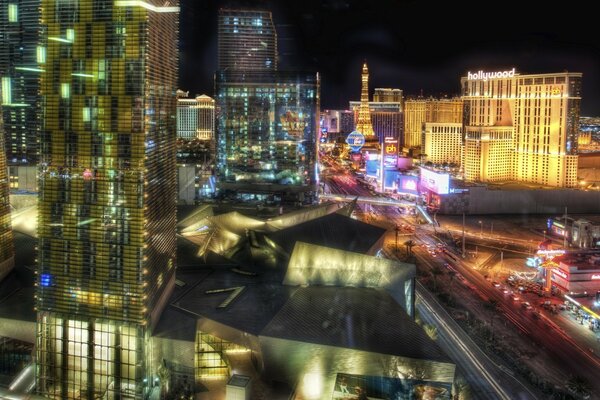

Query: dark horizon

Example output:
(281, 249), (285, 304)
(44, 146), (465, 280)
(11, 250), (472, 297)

(180, 0), (600, 115)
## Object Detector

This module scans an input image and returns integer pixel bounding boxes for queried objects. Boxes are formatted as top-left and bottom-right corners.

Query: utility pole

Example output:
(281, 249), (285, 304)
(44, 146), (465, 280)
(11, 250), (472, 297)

(563, 206), (568, 249)
(490, 222), (493, 236)
(462, 213), (466, 257)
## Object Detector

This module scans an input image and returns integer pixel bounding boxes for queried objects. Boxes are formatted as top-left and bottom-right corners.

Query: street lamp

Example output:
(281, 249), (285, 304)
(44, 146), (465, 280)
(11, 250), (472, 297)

(395, 225), (400, 253)
(479, 220), (483, 237)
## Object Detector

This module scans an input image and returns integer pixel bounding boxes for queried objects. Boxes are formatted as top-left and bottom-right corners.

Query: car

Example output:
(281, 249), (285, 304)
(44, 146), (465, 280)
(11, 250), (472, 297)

(512, 295), (520, 301)
(521, 301), (533, 310)
(502, 288), (510, 294)
(492, 281), (501, 288)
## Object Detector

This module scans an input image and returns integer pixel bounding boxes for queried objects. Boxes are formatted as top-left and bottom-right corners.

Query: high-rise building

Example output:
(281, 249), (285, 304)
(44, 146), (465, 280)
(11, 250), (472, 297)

(462, 70), (581, 187)
(36, 1), (179, 398)
(218, 9), (277, 71)
(423, 122), (463, 165)
(215, 70), (320, 203)
(403, 98), (463, 149)
(196, 94), (215, 141)
(215, 9), (318, 204)
(373, 88), (403, 103)
(0, 0), (40, 164)
(0, 103), (14, 282)
(176, 94), (215, 141)
(177, 98), (199, 139)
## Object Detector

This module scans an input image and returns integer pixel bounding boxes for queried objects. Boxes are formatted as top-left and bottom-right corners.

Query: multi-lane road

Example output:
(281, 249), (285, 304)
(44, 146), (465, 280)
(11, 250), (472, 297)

(320, 157), (600, 399)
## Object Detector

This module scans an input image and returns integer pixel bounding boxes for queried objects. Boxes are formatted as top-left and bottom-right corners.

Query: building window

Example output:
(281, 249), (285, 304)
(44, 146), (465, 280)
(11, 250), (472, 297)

(8, 3), (18, 22)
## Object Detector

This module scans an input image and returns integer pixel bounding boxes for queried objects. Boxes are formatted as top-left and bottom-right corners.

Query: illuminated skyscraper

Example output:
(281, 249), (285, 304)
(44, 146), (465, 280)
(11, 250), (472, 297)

(423, 122), (463, 165)
(218, 9), (277, 71)
(177, 97), (199, 140)
(196, 94), (215, 141)
(36, 1), (179, 398)
(355, 62), (375, 137)
(0, 0), (40, 164)
(462, 70), (581, 187)
(215, 71), (320, 203)
(0, 104), (14, 282)
(403, 98), (463, 149)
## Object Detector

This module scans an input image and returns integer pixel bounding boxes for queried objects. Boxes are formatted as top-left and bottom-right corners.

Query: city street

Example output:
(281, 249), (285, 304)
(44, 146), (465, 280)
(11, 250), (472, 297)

(320, 157), (600, 398)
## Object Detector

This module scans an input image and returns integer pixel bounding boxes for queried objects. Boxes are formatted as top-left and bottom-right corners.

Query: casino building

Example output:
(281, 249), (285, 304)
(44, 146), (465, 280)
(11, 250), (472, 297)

(462, 69), (581, 188)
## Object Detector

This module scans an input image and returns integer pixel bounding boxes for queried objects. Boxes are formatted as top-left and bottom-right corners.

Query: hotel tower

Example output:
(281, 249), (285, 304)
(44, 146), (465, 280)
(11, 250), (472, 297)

(36, 1), (179, 398)
(462, 70), (581, 187)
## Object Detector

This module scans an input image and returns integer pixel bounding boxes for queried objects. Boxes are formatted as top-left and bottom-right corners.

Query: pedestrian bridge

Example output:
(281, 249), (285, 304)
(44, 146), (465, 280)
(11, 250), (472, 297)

(319, 193), (434, 224)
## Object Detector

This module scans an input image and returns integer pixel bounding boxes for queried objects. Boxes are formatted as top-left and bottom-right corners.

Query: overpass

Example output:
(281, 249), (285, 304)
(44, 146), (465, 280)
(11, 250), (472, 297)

(319, 193), (434, 224)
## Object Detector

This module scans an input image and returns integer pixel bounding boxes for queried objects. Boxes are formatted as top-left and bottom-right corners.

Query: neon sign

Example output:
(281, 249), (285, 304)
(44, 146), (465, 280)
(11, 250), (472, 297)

(346, 131), (365, 152)
(467, 68), (516, 81)
(536, 249), (566, 257)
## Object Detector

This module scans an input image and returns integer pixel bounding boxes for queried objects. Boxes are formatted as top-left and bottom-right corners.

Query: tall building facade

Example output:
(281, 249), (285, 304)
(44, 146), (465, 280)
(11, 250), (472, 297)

(373, 88), (403, 103)
(215, 71), (320, 202)
(176, 95), (215, 140)
(462, 70), (581, 187)
(196, 94), (215, 141)
(36, 1), (179, 398)
(0, 104), (14, 282)
(0, 0), (40, 164)
(177, 98), (198, 139)
(423, 122), (463, 165)
(403, 98), (463, 149)
(218, 9), (277, 71)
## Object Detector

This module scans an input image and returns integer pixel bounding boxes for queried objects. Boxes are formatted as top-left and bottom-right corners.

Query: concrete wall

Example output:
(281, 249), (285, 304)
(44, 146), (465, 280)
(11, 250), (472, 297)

(439, 186), (600, 215)
(178, 166), (196, 204)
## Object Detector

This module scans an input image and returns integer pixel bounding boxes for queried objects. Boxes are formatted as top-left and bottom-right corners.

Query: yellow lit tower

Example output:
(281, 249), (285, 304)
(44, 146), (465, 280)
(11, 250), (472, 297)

(355, 62), (375, 137)
(36, 1), (179, 398)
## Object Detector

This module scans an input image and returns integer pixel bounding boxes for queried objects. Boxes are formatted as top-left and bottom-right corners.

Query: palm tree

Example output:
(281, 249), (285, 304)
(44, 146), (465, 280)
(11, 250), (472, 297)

(566, 375), (592, 399)
(484, 298), (499, 342)
(404, 239), (415, 256)
(430, 264), (444, 292)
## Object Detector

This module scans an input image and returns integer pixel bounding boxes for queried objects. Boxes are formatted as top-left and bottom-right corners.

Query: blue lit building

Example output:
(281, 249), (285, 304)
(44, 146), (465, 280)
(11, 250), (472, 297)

(215, 70), (320, 204)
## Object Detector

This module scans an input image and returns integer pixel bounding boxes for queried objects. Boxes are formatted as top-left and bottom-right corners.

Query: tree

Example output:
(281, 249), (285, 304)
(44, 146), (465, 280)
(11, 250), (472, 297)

(566, 375), (592, 399)
(484, 299), (499, 342)
(430, 264), (444, 292)
(404, 239), (415, 257)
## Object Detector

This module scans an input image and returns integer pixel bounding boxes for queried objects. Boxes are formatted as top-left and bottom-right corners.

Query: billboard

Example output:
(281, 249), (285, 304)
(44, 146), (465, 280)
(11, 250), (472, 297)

(383, 170), (399, 191)
(366, 159), (379, 178)
(419, 167), (449, 195)
(384, 137), (398, 168)
(398, 175), (419, 195)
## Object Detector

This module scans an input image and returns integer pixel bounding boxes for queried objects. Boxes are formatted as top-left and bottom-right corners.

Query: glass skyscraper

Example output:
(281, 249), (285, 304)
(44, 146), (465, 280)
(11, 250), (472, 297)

(218, 9), (277, 71)
(36, 1), (179, 398)
(0, 103), (15, 282)
(215, 70), (320, 202)
(0, 0), (41, 164)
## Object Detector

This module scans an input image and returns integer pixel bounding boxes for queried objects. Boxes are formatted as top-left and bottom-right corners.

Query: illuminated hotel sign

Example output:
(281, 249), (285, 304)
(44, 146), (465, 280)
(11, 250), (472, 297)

(467, 68), (516, 81)
(553, 269), (568, 279)
(536, 249), (566, 257)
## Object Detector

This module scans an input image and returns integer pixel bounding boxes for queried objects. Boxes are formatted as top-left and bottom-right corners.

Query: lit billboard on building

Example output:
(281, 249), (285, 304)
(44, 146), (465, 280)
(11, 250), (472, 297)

(384, 137), (398, 168)
(398, 175), (419, 195)
(419, 167), (449, 195)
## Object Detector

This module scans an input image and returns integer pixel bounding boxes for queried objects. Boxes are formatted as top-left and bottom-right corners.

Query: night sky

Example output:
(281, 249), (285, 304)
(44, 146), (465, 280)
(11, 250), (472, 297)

(180, 0), (600, 116)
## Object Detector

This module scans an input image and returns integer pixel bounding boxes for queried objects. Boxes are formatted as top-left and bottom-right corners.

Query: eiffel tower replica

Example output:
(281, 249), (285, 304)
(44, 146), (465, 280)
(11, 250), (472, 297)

(355, 61), (380, 152)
